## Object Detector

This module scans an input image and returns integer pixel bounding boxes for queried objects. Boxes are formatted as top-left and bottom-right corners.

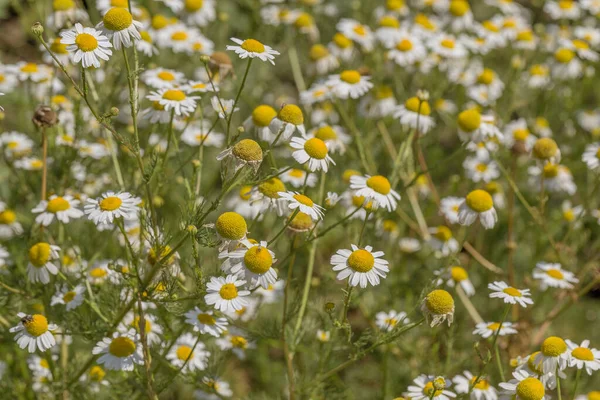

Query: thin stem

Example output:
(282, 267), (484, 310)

(41, 127), (47, 200)
(556, 366), (563, 400)
(226, 58), (253, 146)
(571, 369), (581, 400)
(267, 209), (299, 246)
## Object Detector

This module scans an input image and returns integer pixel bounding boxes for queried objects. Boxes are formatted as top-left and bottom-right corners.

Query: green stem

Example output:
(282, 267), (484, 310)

(571, 369), (581, 400)
(267, 209), (299, 246)
(226, 58), (253, 146)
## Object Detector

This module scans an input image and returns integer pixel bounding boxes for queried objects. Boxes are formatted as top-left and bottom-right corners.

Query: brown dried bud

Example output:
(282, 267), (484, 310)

(209, 51), (233, 80)
(32, 105), (58, 128)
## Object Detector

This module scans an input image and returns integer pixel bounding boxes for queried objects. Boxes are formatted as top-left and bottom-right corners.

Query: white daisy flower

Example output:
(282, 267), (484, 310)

(92, 329), (144, 371)
(96, 7), (143, 50)
(226, 37), (280, 65)
(473, 322), (517, 338)
(87, 260), (119, 285)
(350, 174), (400, 212)
(158, 23), (203, 54)
(182, 0), (216, 26)
(394, 97), (436, 134)
(120, 312), (164, 346)
(166, 333), (211, 373)
(533, 262), (578, 290)
(32, 195), (84, 226)
(27, 242), (61, 284)
(184, 307), (228, 337)
(217, 139), (263, 173)
(329, 32), (355, 61)
(84, 191), (140, 225)
(463, 156), (500, 183)
(181, 122), (225, 148)
(439, 196), (463, 224)
(277, 191), (325, 221)
(307, 124), (351, 155)
(136, 30), (158, 56)
(141, 68), (185, 89)
(430, 34), (467, 59)
(211, 96), (238, 119)
(216, 328), (255, 360)
(453, 371), (497, 400)
(50, 284), (85, 311)
(582, 142), (600, 171)
(515, 352), (565, 389)
(245, 104), (278, 142)
(488, 281), (534, 308)
(330, 244), (389, 288)
(503, 119), (537, 152)
(254, 280), (285, 304)
(269, 104), (306, 141)
(290, 136), (335, 172)
(146, 88), (199, 117)
(60, 23), (112, 68)
(280, 168), (317, 188)
(205, 275), (250, 313)
(219, 240), (278, 289)
(407, 375), (457, 400)
(197, 376), (233, 398)
(534, 336), (570, 373)
(326, 70), (373, 99)
(545, 0), (581, 20)
(308, 44), (339, 75)
(387, 33), (427, 67)
(10, 313), (58, 353)
(499, 371), (547, 400)
(458, 189), (498, 229)
(566, 339), (600, 375)
(336, 18), (375, 51)
(316, 329), (331, 342)
(0, 131), (34, 158)
(375, 310), (409, 332)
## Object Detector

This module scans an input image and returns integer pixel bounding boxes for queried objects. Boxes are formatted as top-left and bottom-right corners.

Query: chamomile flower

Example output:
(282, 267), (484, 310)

(136, 30), (158, 56)
(504, 119), (537, 152)
(394, 96), (436, 134)
(436, 265), (475, 296)
(337, 18), (375, 51)
(330, 244), (389, 288)
(308, 44), (339, 75)
(387, 34), (427, 67)
(166, 333), (210, 373)
(181, 122), (225, 147)
(226, 38), (279, 65)
(532, 138), (561, 163)
(245, 104), (278, 142)
(582, 142), (600, 170)
(146, 88), (199, 117)
(250, 177), (288, 216)
(50, 284), (85, 311)
(27, 242), (61, 284)
(0, 204), (22, 239)
(499, 371), (547, 400)
(87, 260), (118, 285)
(280, 168), (317, 188)
(545, 0), (581, 20)
(217, 139), (263, 172)
(32, 195), (83, 226)
(84, 191), (140, 225)
(439, 196), (462, 224)
(316, 330), (331, 342)
(535, 336), (570, 372)
(159, 23), (202, 54)
(182, 0), (216, 26)
(552, 47), (582, 80)
(463, 156), (500, 183)
(375, 310), (409, 331)
(488, 281), (534, 308)
(216, 328), (255, 360)
(533, 262), (578, 290)
(473, 321), (517, 338)
(360, 86), (398, 118)
(428, 226), (460, 257)
(97, 7), (142, 50)
(278, 191), (324, 221)
(205, 275), (250, 312)
(121, 312), (164, 345)
(92, 329), (144, 371)
(458, 190), (498, 229)
(211, 96), (238, 119)
(453, 371), (497, 400)
(326, 70), (373, 99)
(255, 280), (285, 303)
(141, 68), (185, 89)
(10, 313), (57, 353)
(350, 175), (400, 212)
(197, 377), (233, 398)
(184, 307), (228, 337)
(290, 136), (335, 172)
(1, 131), (34, 158)
(219, 240), (278, 289)
(59, 24), (112, 69)
(407, 375), (456, 400)
(566, 339), (600, 375)
(269, 104), (306, 140)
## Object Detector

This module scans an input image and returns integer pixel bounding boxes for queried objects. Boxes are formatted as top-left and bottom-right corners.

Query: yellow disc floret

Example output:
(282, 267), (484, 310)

(293, 194), (314, 207)
(241, 39), (265, 53)
(465, 190), (493, 213)
(396, 39), (413, 52)
(47, 197), (70, 213)
(314, 125), (337, 141)
(516, 377), (545, 400)
(185, 0), (204, 12)
(232, 139), (263, 162)
(99, 196), (122, 211)
(450, 266), (468, 281)
(252, 105), (277, 127)
(405, 97), (431, 115)
(503, 287), (522, 297)
(533, 138), (559, 160)
(541, 336), (567, 357)
(219, 283), (238, 300)
(103, 7), (133, 31)
(23, 314), (49, 336)
(554, 48), (575, 64)
(89, 366), (106, 381)
(197, 313), (215, 325)
(449, 0), (470, 16)
(366, 175), (391, 195)
(29, 243), (52, 267)
(304, 138), (328, 159)
(572, 347), (594, 361)
(75, 33), (99, 52)
(425, 289), (454, 314)
(259, 178), (285, 199)
(244, 246), (273, 274)
(458, 109), (481, 132)
(347, 249), (375, 273)
(54, 0), (75, 10)
(340, 71), (361, 85)
(309, 44), (329, 60)
(216, 212), (247, 240)
(109, 336), (136, 357)
(162, 89), (186, 101)
(0, 209), (16, 224)
(278, 104), (304, 125)
(176, 345), (194, 361)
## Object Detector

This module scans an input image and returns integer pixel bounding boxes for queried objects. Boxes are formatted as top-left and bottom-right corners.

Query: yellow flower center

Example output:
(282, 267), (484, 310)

(0, 210), (16, 224)
(542, 163), (559, 178)
(347, 249), (375, 273)
(176, 345), (194, 361)
(366, 175), (391, 195)
(219, 283), (238, 300)
(512, 128), (530, 141)
(423, 381), (444, 397)
(50, 39), (68, 54)
(588, 392), (600, 400)
(241, 39), (265, 53)
(215, 211), (247, 240)
(516, 377), (545, 400)
(235, 186), (252, 201)
(132, 316), (152, 333)
(53, 0), (75, 10)
(99, 196), (122, 211)
(109, 337), (136, 358)
(23, 315), (49, 336)
(40, 359), (49, 369)
(559, 0), (573, 9)
(314, 125), (337, 141)
(477, 69), (495, 85)
(162, 89), (186, 101)
(63, 291), (77, 303)
(379, 16), (399, 28)
(29, 243), (52, 268)
(171, 31), (188, 41)
(382, 219), (397, 232)
(103, 7), (133, 32)
(89, 366), (106, 381)
(546, 268), (564, 279)
(476, 163), (488, 172)
(333, 33), (352, 48)
(386, 0), (405, 10)
(541, 336), (567, 356)
(396, 39), (413, 52)
(304, 138), (328, 159)
(293, 194), (314, 207)
(517, 30), (534, 42)
(487, 322), (501, 331)
(375, 86), (394, 100)
(197, 313), (216, 325)
(244, 246), (273, 274)
(482, 20), (499, 32)
(230, 335), (248, 348)
(465, 190), (493, 212)
(426, 289), (454, 314)
(470, 377), (490, 390)
(309, 44), (329, 60)
(449, 0), (470, 16)
(232, 139), (263, 162)
(450, 266), (468, 282)
(47, 197), (70, 213)
(252, 105), (277, 127)
(294, 13), (314, 28)
(111, 0), (129, 7)
(353, 25), (367, 36)
(158, 71), (175, 81)
(572, 39), (589, 50)
(185, 0), (204, 12)
(527, 351), (544, 374)
(340, 70), (362, 85)
(278, 104), (304, 125)
(287, 169), (303, 179)
(555, 48), (575, 63)
(503, 287), (521, 297)
(289, 211), (313, 231)
(533, 138), (559, 160)
(259, 178), (286, 199)
(152, 15), (169, 30)
(441, 39), (456, 49)
(415, 13), (435, 30)
(75, 33), (99, 52)
(405, 97), (431, 115)
(90, 267), (107, 278)
(21, 63), (38, 73)
(572, 347), (594, 361)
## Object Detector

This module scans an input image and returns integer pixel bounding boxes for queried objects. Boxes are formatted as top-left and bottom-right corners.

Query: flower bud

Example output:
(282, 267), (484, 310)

(31, 22), (44, 37)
